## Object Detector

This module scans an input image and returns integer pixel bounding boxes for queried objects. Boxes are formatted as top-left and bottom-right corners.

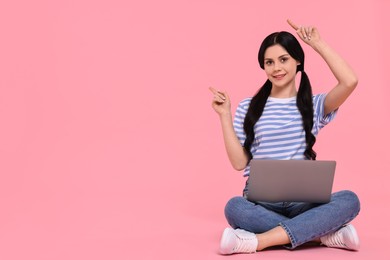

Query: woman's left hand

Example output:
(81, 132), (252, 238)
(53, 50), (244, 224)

(287, 19), (322, 48)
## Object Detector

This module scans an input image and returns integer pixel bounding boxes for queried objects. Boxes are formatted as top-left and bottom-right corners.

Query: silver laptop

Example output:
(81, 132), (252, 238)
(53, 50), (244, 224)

(246, 160), (336, 203)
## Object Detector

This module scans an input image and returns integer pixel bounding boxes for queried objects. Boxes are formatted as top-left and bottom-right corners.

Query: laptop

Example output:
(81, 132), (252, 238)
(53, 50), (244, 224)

(246, 160), (336, 203)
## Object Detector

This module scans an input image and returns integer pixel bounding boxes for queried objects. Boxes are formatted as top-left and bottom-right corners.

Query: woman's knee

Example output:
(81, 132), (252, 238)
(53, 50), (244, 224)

(333, 190), (360, 214)
(224, 196), (248, 228)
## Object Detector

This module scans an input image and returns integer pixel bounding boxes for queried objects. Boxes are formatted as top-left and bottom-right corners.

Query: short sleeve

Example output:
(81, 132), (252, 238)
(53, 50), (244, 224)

(313, 93), (338, 130)
(233, 98), (251, 146)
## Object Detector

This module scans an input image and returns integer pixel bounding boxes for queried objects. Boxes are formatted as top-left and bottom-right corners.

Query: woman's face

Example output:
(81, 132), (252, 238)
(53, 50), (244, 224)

(263, 44), (300, 91)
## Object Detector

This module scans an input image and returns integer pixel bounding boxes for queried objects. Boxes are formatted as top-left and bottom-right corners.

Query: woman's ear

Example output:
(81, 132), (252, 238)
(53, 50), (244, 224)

(297, 63), (303, 72)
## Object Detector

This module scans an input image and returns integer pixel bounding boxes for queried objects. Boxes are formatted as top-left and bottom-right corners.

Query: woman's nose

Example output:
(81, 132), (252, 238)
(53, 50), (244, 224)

(273, 62), (281, 71)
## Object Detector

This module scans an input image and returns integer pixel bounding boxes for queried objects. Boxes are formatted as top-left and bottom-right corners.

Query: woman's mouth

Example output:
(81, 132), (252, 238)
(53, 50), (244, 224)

(273, 74), (286, 80)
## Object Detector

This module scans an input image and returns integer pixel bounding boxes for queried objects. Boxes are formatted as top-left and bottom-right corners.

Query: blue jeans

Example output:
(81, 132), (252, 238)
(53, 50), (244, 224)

(224, 190), (360, 249)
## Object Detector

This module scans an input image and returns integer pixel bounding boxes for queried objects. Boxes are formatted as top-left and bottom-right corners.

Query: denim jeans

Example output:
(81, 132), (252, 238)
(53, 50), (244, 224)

(224, 190), (360, 249)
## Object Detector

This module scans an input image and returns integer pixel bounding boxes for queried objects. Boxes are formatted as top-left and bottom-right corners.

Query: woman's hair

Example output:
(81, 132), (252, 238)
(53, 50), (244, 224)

(243, 31), (316, 161)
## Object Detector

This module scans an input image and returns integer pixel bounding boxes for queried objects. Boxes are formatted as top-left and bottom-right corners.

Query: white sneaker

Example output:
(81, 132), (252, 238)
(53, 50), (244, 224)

(320, 224), (360, 251)
(219, 227), (258, 255)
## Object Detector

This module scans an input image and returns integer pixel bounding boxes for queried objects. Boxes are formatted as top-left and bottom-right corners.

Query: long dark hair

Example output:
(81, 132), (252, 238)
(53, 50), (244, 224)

(243, 31), (316, 161)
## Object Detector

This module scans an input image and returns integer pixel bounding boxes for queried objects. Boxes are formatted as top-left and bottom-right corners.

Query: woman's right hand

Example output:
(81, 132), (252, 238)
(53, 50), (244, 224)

(209, 87), (231, 116)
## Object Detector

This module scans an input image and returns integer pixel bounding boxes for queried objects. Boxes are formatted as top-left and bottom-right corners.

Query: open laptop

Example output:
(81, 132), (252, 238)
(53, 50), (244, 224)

(246, 160), (336, 203)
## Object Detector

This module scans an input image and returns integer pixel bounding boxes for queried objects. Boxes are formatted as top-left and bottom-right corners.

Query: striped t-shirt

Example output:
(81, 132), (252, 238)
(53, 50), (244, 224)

(233, 94), (337, 177)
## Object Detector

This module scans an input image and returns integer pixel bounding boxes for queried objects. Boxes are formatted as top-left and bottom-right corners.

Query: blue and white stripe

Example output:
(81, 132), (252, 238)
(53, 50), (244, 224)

(233, 94), (337, 176)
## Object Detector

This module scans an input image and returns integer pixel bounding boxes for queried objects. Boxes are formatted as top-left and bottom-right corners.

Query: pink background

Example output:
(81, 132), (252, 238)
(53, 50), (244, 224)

(1, 0), (389, 259)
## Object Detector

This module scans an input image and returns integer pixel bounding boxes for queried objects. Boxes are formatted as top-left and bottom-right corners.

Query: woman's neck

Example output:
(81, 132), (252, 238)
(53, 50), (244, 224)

(270, 86), (297, 98)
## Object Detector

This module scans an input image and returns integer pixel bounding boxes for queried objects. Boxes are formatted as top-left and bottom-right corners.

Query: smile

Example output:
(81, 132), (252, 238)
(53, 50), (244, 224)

(273, 74), (286, 80)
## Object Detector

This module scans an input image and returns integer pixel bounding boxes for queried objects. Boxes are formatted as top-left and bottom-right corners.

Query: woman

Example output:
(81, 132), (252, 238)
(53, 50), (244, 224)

(209, 19), (360, 254)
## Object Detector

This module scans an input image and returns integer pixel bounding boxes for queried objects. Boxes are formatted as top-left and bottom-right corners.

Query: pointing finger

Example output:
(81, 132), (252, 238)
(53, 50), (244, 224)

(209, 87), (218, 94)
(287, 19), (299, 30)
(209, 87), (226, 100)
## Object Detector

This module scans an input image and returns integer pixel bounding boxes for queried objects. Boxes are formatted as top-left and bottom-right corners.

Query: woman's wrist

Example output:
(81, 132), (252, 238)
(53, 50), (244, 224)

(219, 111), (232, 119)
(311, 39), (329, 53)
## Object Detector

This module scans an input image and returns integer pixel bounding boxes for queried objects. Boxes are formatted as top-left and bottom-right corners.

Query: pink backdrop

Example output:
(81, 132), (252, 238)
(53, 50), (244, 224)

(1, 0), (389, 259)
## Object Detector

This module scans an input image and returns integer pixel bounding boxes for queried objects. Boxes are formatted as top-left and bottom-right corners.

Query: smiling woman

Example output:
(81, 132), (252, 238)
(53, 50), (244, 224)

(209, 19), (360, 255)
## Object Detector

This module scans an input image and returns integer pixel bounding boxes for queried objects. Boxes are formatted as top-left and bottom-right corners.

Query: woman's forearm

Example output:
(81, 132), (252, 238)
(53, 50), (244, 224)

(312, 40), (358, 89)
(219, 112), (249, 171)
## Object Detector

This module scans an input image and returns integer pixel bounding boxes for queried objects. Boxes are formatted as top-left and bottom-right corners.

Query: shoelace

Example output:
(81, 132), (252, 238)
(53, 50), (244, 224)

(233, 231), (257, 253)
(323, 230), (347, 248)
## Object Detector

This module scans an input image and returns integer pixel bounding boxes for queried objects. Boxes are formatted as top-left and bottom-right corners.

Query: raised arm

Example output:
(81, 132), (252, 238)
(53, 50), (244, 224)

(209, 87), (249, 170)
(287, 19), (358, 115)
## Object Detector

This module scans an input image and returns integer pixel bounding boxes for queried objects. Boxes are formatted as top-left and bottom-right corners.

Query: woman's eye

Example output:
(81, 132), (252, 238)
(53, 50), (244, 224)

(280, 58), (288, 63)
(265, 61), (273, 65)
